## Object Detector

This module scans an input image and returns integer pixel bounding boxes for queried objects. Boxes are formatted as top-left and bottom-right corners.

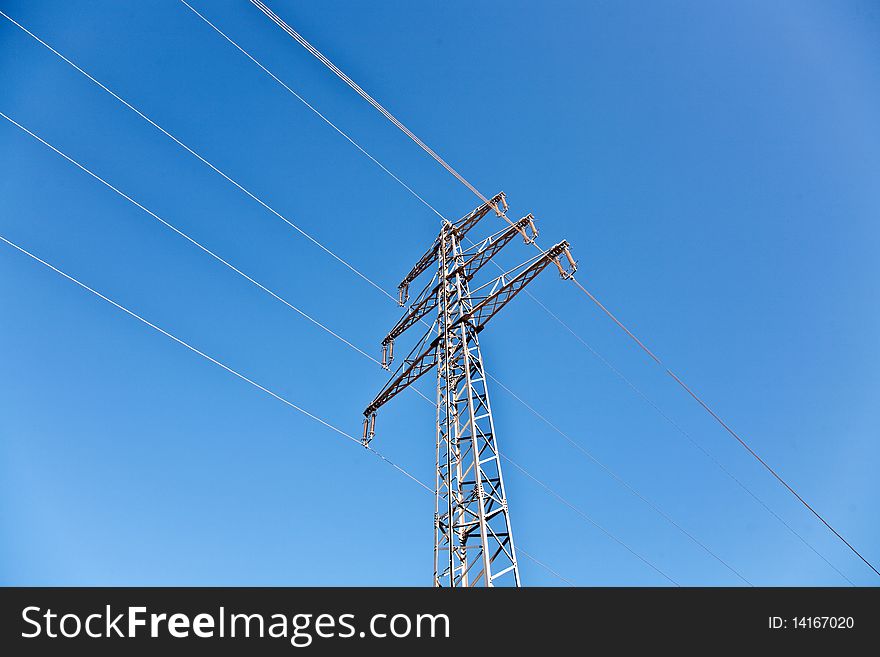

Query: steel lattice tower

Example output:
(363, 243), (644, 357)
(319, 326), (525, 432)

(363, 193), (576, 586)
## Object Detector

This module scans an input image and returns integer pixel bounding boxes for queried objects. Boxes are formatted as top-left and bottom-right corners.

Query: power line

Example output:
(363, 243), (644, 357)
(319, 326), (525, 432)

(666, 365), (879, 578)
(503, 456), (679, 586)
(523, 288), (856, 586)
(0, 107), (621, 585)
(0, 106), (616, 582)
(0, 82), (675, 587)
(176, 0), (837, 581)
(6, 6), (855, 584)
(0, 14), (794, 580)
(0, 8), (391, 302)
(410, 382), (683, 584)
(514, 546), (575, 587)
(249, 0), (485, 207)
(488, 374), (752, 586)
(2, 4), (648, 588)
(542, 279), (861, 568)
(0, 233), (405, 483)
(194, 0), (858, 582)
(4, 4), (695, 587)
(213, 0), (851, 582)
(186, 0), (847, 582)
(0, 232), (570, 586)
(0, 13), (699, 583)
(170, 4), (764, 584)
(0, 110), (380, 367)
(252, 0), (878, 579)
(174, 1), (447, 223)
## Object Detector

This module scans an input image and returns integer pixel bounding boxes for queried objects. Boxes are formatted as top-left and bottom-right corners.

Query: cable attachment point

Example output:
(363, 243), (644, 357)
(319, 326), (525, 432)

(381, 340), (394, 370)
(518, 213), (539, 245)
(362, 413), (376, 447)
(554, 242), (578, 280)
(397, 282), (409, 307)
(491, 192), (509, 217)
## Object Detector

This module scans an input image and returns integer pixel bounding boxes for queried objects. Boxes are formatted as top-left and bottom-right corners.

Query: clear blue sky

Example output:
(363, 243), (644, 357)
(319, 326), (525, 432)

(1, 0), (878, 586)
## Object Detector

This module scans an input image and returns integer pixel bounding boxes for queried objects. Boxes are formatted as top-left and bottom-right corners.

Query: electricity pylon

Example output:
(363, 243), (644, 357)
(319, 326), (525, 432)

(362, 192), (576, 587)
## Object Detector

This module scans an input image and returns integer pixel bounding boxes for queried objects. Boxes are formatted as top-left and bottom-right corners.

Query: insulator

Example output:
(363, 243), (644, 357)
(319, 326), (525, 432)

(554, 256), (569, 279)
(362, 416), (370, 446)
(520, 213), (538, 244)
(398, 283), (409, 307)
(556, 258), (578, 279)
(388, 340), (394, 366)
(563, 247), (578, 279)
(492, 192), (508, 216)
(381, 344), (389, 370)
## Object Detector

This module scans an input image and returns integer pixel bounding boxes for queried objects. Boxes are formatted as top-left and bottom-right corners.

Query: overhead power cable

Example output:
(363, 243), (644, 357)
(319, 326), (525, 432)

(489, 375), (751, 586)
(174, 1), (446, 223)
(502, 455), (678, 586)
(523, 291), (856, 586)
(251, 0), (879, 579)
(0, 232), (569, 586)
(250, 0), (485, 206)
(512, 547), (574, 587)
(0, 233), (421, 489)
(0, 110), (380, 367)
(0, 8), (390, 302)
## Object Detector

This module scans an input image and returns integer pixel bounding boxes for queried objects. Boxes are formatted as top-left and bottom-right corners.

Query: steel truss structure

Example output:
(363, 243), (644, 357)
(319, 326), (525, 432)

(363, 192), (576, 586)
